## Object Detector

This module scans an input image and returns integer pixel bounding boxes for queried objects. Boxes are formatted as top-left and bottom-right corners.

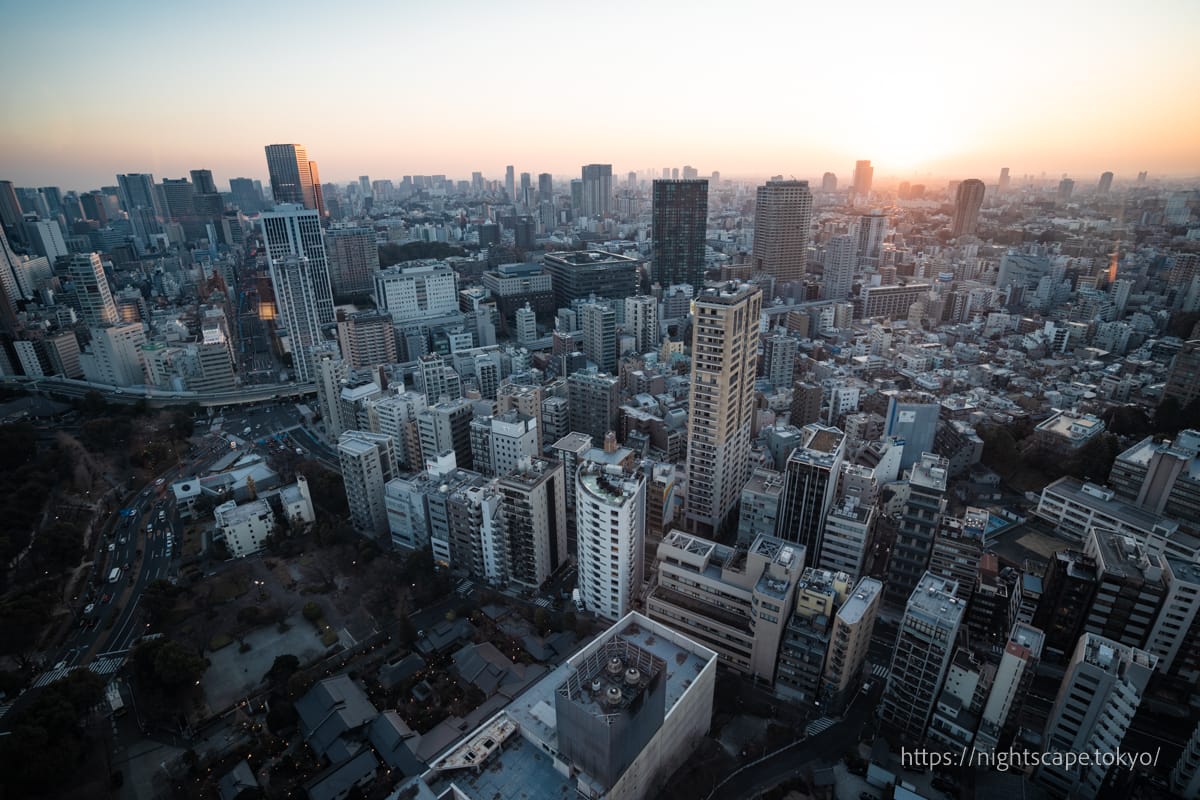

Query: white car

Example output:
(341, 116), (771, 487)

(107, 543), (115, 552)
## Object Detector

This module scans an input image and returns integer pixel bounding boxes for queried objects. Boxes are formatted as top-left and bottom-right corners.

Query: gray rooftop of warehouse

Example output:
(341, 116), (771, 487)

(415, 615), (714, 800)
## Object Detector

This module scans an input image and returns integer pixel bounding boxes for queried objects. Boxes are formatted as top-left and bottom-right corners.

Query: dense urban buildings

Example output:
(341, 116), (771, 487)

(6, 130), (1200, 800)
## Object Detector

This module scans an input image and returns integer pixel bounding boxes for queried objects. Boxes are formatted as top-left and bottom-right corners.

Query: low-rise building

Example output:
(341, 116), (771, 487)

(214, 498), (275, 558)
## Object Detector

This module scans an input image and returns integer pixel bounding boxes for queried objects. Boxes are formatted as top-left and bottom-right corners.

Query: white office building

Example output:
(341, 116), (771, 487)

(215, 498), (275, 558)
(374, 263), (459, 322)
(1036, 634), (1157, 799)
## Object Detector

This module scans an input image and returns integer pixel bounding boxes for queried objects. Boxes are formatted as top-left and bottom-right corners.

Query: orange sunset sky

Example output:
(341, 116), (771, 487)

(2, 0), (1198, 190)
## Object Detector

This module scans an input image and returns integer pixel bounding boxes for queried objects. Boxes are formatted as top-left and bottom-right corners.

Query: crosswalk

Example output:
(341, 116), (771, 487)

(805, 717), (836, 736)
(871, 663), (889, 679)
(32, 655), (126, 688)
(455, 579), (473, 596)
(533, 597), (554, 609)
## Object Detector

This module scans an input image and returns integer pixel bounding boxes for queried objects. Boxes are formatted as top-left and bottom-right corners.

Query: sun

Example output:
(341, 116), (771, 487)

(843, 102), (964, 175)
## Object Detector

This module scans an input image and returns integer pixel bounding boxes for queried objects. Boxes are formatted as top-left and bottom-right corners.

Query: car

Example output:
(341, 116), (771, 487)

(84, 603), (95, 615)
(101, 593), (111, 603)
(154, 478), (165, 486)
(107, 543), (115, 552)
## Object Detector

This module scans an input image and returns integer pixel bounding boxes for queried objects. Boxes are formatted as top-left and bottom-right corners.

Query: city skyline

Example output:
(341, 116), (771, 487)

(2, 0), (1199, 188)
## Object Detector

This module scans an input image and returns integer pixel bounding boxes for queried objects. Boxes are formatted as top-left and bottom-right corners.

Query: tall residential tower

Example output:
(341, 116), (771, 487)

(684, 282), (762, 536)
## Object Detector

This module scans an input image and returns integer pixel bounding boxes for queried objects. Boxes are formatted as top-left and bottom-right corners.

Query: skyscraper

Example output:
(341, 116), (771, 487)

(264, 143), (317, 210)
(752, 180), (813, 284)
(259, 205), (334, 382)
(821, 172), (837, 192)
(951, 178), (986, 237)
(823, 234), (855, 300)
(519, 172), (532, 207)
(998, 166), (1011, 191)
(116, 172), (164, 217)
(1057, 177), (1075, 202)
(229, 177), (261, 213)
(189, 169), (217, 195)
(504, 165), (515, 202)
(67, 253), (118, 326)
(0, 181), (24, 236)
(852, 211), (888, 270)
(1097, 171), (1114, 194)
(852, 160), (873, 196)
(580, 164), (613, 218)
(879, 573), (964, 740)
(159, 177), (195, 222)
(684, 282), (762, 536)
(651, 179), (709, 289)
(576, 460), (646, 621)
(325, 225), (380, 296)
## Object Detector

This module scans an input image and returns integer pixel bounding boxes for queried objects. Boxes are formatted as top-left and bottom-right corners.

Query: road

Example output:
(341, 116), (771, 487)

(0, 374), (315, 409)
(711, 682), (885, 800)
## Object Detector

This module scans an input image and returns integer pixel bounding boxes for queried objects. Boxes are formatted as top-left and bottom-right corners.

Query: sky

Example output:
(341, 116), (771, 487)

(1, 0), (1199, 191)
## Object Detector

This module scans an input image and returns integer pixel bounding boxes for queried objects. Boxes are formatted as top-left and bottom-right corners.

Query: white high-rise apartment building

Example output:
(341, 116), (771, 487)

(259, 205), (334, 382)
(580, 301), (616, 373)
(373, 263), (459, 322)
(312, 344), (349, 443)
(338, 430), (397, 538)
(79, 322), (146, 387)
(752, 180), (813, 284)
(685, 282), (762, 536)
(67, 253), (118, 326)
(823, 234), (855, 300)
(624, 295), (658, 355)
(1036, 634), (1157, 799)
(819, 495), (875, 579)
(576, 461), (646, 621)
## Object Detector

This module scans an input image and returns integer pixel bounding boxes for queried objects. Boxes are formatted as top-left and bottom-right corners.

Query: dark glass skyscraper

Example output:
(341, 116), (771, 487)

(651, 179), (708, 289)
(264, 143), (322, 219)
